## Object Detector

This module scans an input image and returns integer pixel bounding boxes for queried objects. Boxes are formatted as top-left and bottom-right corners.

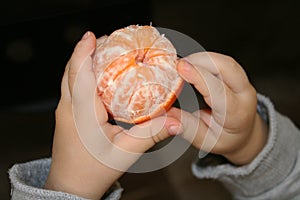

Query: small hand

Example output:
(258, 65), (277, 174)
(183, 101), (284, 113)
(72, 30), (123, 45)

(168, 52), (268, 165)
(44, 31), (181, 199)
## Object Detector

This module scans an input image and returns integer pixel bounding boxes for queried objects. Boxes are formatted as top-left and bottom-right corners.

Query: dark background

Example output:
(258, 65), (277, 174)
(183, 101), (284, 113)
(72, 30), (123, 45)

(1, 0), (299, 199)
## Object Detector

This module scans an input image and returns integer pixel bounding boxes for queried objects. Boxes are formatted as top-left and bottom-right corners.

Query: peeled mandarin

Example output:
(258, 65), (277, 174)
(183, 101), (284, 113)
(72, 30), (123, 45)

(92, 25), (184, 124)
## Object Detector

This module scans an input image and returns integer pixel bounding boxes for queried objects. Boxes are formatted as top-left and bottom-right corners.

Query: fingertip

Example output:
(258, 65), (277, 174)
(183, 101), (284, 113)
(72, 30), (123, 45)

(167, 123), (183, 136)
(82, 31), (97, 45)
(164, 116), (183, 136)
(81, 31), (96, 41)
(177, 59), (198, 81)
(73, 31), (96, 58)
(81, 31), (91, 40)
(177, 59), (192, 73)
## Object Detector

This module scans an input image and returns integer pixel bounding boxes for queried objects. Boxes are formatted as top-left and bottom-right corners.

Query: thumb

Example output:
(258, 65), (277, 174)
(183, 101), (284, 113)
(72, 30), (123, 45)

(114, 116), (183, 154)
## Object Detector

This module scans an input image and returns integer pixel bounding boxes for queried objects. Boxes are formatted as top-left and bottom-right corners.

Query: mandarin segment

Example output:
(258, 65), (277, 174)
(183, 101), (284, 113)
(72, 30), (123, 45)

(93, 25), (184, 123)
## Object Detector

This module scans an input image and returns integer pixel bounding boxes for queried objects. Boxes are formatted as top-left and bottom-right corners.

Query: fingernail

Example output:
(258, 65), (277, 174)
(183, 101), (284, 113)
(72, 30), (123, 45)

(179, 60), (191, 72)
(81, 31), (90, 40)
(168, 124), (183, 135)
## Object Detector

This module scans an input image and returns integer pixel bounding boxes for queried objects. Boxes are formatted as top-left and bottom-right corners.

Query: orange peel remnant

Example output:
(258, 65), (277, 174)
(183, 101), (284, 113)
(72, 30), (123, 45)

(93, 25), (184, 124)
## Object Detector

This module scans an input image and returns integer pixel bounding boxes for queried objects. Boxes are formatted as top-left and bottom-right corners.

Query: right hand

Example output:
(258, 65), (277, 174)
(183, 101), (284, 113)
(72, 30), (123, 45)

(167, 52), (268, 165)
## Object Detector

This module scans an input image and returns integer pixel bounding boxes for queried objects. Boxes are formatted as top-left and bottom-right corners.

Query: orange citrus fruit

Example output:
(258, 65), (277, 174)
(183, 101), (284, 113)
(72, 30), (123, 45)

(93, 25), (184, 123)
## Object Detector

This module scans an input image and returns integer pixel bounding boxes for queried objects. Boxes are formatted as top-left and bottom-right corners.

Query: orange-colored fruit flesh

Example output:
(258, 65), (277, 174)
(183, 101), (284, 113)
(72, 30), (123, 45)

(93, 25), (183, 124)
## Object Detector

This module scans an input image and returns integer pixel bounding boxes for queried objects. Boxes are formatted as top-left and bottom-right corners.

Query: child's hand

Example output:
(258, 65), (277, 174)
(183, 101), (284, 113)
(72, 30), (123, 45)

(44, 32), (181, 199)
(168, 52), (268, 165)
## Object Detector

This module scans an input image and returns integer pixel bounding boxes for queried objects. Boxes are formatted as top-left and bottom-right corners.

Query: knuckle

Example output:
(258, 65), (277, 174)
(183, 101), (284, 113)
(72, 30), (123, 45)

(151, 134), (161, 144)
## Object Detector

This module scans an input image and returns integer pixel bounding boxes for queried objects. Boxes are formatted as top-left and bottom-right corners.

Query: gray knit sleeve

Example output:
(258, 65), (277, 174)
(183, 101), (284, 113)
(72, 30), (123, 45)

(192, 94), (300, 199)
(9, 158), (123, 200)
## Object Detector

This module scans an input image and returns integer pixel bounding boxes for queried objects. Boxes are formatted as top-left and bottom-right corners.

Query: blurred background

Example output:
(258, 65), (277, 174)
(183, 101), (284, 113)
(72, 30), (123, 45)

(1, 0), (299, 199)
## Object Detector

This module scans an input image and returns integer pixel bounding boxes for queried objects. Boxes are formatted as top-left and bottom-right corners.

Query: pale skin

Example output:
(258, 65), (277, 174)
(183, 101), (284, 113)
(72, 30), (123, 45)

(44, 31), (182, 199)
(172, 54), (268, 165)
(44, 32), (268, 199)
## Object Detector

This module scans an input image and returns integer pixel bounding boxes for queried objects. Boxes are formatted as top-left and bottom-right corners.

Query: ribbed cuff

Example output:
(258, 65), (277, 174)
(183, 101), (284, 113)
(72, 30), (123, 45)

(9, 158), (123, 200)
(191, 94), (300, 198)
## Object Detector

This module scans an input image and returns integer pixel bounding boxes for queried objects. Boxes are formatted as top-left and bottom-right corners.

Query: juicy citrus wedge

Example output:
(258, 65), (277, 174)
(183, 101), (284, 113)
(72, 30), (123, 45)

(93, 25), (184, 124)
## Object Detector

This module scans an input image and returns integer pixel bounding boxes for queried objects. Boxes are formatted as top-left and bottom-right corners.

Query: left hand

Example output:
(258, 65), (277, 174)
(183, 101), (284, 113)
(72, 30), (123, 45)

(44, 31), (182, 199)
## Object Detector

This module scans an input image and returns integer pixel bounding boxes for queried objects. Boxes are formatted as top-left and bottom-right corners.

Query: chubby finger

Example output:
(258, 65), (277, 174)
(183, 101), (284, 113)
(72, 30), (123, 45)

(112, 116), (182, 153)
(71, 50), (109, 127)
(68, 31), (97, 95)
(167, 107), (205, 146)
(185, 52), (250, 93)
(167, 107), (223, 153)
(69, 32), (110, 126)
(177, 59), (231, 117)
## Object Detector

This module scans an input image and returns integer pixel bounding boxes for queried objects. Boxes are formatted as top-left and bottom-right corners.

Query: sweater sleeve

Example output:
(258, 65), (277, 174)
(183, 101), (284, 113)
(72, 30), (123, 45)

(192, 94), (300, 200)
(9, 158), (123, 200)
